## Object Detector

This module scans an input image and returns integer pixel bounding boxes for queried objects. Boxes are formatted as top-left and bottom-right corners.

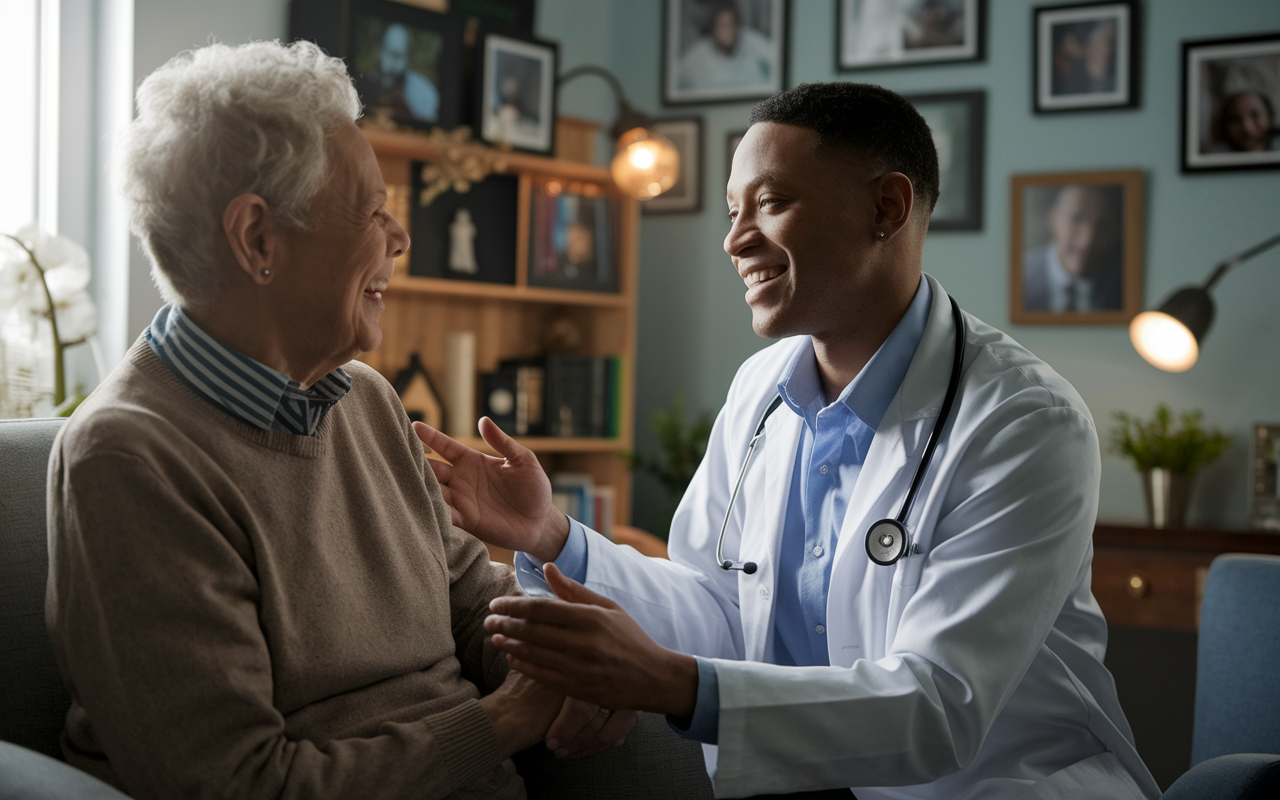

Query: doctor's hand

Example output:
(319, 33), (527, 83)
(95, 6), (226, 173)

(485, 563), (699, 720)
(413, 419), (570, 562)
(545, 697), (641, 759)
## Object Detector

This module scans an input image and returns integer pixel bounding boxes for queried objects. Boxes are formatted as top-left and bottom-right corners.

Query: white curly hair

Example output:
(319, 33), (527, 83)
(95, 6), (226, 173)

(119, 40), (361, 312)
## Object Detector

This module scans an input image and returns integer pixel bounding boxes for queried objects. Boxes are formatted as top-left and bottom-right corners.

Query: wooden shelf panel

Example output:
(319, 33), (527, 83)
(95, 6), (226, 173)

(362, 127), (612, 182)
(387, 275), (627, 308)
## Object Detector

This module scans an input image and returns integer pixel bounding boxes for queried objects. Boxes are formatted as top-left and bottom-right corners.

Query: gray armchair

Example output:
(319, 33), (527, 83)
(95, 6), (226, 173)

(0, 416), (712, 799)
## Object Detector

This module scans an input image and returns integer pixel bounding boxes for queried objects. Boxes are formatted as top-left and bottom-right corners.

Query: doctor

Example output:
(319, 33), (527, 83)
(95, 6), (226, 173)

(416, 83), (1159, 799)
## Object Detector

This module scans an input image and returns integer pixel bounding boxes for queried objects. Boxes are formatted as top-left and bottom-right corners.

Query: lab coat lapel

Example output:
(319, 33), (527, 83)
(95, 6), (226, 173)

(826, 275), (959, 666)
(739, 403), (803, 663)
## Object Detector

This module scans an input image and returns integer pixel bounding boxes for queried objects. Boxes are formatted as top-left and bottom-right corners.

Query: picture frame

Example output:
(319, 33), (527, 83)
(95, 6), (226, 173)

(289, 0), (464, 131)
(477, 31), (558, 154)
(1009, 170), (1143, 325)
(527, 177), (619, 294)
(643, 118), (704, 214)
(1181, 31), (1280, 173)
(662, 0), (788, 106)
(904, 90), (985, 231)
(1252, 423), (1280, 532)
(725, 129), (747, 185)
(837, 0), (983, 71)
(409, 166), (519, 285)
(1034, 1), (1139, 114)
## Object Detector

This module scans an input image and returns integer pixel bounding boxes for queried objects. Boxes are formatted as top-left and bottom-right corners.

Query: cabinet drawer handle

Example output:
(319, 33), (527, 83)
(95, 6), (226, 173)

(1126, 574), (1149, 598)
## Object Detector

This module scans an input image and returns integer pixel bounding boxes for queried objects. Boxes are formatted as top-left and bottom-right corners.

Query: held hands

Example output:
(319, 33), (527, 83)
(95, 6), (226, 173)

(485, 564), (699, 721)
(413, 418), (569, 562)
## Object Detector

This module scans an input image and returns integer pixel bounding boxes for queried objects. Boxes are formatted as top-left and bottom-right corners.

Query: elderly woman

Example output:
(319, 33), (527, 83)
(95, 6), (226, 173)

(45, 40), (631, 799)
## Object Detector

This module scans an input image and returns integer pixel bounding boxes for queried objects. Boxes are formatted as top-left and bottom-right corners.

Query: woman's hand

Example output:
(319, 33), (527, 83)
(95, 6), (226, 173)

(477, 669), (565, 758)
(413, 418), (569, 561)
(484, 564), (699, 720)
(545, 698), (641, 759)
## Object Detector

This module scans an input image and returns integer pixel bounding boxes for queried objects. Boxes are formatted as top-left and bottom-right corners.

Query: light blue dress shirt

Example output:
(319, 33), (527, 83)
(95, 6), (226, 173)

(536, 277), (932, 743)
(145, 304), (351, 436)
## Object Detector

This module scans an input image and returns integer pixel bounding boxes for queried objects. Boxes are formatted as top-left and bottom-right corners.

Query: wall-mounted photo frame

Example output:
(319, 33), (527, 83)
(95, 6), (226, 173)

(290, 0), (464, 131)
(725, 129), (747, 185)
(528, 178), (619, 293)
(1034, 1), (1139, 113)
(409, 165), (519, 285)
(1252, 423), (1280, 531)
(905, 90), (985, 231)
(663, 0), (788, 105)
(477, 32), (557, 154)
(643, 118), (703, 214)
(1010, 169), (1143, 325)
(837, 0), (983, 71)
(1182, 32), (1280, 173)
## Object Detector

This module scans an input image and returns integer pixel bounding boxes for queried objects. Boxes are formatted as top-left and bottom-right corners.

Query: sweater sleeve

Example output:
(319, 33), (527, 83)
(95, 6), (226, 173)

(442, 521), (518, 694)
(46, 449), (505, 800)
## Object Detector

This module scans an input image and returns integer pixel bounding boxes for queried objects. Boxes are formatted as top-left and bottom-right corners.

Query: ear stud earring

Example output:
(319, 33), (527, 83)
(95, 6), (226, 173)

(261, 269), (271, 277)
(876, 230), (887, 240)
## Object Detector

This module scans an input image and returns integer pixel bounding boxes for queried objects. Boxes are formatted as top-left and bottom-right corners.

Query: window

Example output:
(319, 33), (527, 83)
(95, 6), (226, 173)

(0, 0), (59, 235)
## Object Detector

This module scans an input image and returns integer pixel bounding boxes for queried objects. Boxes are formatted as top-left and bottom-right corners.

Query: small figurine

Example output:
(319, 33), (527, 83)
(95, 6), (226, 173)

(449, 208), (478, 274)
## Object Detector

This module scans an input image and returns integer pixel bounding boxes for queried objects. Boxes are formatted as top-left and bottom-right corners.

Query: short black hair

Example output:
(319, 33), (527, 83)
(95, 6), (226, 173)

(749, 82), (940, 215)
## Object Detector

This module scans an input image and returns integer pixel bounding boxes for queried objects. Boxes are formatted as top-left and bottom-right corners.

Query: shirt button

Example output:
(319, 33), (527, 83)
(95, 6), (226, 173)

(819, 464), (829, 474)
(815, 625), (825, 635)
(812, 545), (824, 557)
(759, 588), (769, 597)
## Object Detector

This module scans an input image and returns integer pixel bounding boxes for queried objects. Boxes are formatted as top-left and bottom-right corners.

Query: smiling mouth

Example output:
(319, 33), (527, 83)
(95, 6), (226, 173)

(742, 266), (785, 289)
(364, 282), (387, 302)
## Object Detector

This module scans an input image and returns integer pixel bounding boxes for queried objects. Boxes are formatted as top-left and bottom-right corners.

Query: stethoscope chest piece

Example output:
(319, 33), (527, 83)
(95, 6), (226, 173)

(865, 518), (908, 566)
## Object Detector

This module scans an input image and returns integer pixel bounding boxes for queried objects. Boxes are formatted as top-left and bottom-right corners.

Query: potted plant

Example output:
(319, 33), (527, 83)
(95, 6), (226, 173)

(1109, 404), (1230, 528)
(630, 390), (712, 540)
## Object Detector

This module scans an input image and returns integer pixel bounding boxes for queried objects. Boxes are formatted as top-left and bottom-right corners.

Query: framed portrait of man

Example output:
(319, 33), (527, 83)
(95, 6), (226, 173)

(1182, 32), (1280, 172)
(1033, 1), (1139, 113)
(837, 0), (983, 71)
(663, 0), (788, 105)
(478, 32), (558, 154)
(1010, 170), (1143, 325)
(904, 90), (985, 231)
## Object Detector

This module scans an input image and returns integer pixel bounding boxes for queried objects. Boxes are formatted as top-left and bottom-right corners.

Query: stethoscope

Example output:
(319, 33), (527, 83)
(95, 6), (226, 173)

(716, 295), (967, 572)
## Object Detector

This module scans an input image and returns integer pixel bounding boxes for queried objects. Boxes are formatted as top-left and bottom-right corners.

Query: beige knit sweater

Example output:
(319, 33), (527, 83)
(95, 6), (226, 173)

(46, 338), (522, 799)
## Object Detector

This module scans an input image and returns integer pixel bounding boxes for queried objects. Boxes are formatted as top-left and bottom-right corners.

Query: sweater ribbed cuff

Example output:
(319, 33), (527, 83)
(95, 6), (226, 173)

(421, 698), (504, 792)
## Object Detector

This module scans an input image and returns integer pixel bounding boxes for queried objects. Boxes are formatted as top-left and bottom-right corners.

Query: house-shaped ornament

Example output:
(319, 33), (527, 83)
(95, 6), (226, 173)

(391, 352), (445, 431)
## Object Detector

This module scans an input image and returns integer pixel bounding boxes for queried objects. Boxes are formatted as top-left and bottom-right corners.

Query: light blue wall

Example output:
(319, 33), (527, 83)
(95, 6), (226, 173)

(533, 0), (1280, 533)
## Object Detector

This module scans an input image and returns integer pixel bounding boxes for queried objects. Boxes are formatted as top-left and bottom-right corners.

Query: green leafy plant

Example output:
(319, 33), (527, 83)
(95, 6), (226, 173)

(1109, 404), (1230, 475)
(629, 391), (713, 538)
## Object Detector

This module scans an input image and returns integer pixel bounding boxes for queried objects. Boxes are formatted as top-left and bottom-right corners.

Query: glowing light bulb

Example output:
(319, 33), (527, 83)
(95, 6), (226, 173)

(610, 127), (680, 200)
(1130, 311), (1199, 372)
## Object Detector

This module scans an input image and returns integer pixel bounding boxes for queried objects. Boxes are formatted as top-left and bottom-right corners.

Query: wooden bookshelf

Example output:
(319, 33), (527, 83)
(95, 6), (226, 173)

(359, 125), (639, 545)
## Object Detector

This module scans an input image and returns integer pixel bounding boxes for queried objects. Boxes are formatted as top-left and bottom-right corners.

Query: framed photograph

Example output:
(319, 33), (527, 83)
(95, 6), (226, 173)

(290, 0), (464, 131)
(663, 0), (788, 105)
(837, 0), (983, 71)
(1182, 32), (1280, 172)
(1252, 423), (1280, 531)
(725, 129), (747, 184)
(1009, 170), (1143, 325)
(1034, 1), (1138, 113)
(905, 91), (985, 231)
(527, 178), (619, 293)
(409, 166), (519, 285)
(643, 118), (704, 214)
(478, 32), (557, 154)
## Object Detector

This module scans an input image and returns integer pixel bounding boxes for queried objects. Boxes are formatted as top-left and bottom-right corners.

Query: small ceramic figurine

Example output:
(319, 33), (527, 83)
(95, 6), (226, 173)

(449, 208), (478, 274)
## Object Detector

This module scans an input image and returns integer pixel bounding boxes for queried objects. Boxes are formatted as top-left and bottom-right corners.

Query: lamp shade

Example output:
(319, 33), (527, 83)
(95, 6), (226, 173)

(610, 127), (680, 200)
(1129, 286), (1216, 373)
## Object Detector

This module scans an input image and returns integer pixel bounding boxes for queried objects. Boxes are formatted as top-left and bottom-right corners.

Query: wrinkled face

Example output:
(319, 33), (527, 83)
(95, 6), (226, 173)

(380, 24), (410, 80)
(712, 9), (739, 54)
(724, 122), (876, 340)
(1223, 93), (1272, 152)
(275, 122), (409, 366)
(1047, 185), (1107, 278)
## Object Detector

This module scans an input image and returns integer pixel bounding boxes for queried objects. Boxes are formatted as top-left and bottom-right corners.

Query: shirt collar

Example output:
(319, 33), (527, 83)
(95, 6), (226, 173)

(777, 275), (932, 432)
(145, 304), (351, 435)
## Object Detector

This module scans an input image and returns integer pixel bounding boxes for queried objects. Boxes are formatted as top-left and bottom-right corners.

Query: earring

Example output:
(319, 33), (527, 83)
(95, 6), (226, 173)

(876, 230), (887, 240)
(261, 269), (271, 277)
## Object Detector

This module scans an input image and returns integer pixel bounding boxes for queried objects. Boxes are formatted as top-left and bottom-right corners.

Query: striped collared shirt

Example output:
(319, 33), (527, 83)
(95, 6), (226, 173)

(145, 304), (351, 436)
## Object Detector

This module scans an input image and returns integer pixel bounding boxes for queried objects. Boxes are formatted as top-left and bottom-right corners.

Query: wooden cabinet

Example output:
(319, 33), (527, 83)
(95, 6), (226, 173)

(357, 127), (638, 561)
(1092, 524), (1280, 631)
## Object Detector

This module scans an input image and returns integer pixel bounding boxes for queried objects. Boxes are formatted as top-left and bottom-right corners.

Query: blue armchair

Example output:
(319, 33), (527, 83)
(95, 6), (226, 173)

(1160, 554), (1280, 799)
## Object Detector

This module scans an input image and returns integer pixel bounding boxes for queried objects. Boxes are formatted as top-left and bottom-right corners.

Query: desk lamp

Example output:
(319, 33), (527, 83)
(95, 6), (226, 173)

(1130, 230), (1280, 372)
(557, 65), (679, 200)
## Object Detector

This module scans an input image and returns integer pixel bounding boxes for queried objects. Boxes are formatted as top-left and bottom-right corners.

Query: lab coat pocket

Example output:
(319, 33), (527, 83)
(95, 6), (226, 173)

(1009, 751), (1148, 800)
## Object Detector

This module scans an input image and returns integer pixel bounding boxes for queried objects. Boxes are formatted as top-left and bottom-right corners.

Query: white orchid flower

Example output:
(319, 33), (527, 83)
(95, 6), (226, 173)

(2, 225), (97, 343)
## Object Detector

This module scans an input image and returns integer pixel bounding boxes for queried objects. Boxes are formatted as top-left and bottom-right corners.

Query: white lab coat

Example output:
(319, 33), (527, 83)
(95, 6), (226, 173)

(578, 276), (1161, 799)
